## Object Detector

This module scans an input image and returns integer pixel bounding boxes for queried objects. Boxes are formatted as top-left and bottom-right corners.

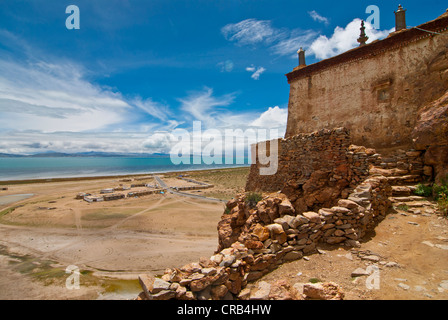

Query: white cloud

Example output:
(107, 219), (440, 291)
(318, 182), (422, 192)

(0, 131), (154, 155)
(249, 67), (266, 80)
(308, 10), (329, 25)
(221, 19), (276, 46)
(0, 59), (134, 132)
(309, 18), (393, 60)
(143, 132), (175, 152)
(250, 106), (287, 130)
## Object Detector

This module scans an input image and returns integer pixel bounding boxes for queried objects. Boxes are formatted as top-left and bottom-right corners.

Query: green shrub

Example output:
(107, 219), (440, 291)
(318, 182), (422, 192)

(438, 193), (448, 216)
(245, 192), (263, 208)
(414, 183), (433, 197)
(433, 183), (448, 201)
(431, 175), (448, 215)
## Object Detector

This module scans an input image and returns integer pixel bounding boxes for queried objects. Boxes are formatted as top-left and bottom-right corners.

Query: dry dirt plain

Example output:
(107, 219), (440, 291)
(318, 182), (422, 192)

(0, 168), (249, 300)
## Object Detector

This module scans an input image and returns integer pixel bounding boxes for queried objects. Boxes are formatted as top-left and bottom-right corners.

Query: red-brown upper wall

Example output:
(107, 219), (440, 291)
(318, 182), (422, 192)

(286, 12), (448, 84)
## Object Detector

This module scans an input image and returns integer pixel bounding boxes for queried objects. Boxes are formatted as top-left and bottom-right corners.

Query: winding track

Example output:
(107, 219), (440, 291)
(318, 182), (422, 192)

(153, 175), (227, 203)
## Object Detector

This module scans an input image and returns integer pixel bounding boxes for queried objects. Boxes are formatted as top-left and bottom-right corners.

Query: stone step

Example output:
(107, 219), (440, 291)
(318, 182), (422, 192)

(386, 175), (421, 186)
(370, 167), (422, 177)
(369, 167), (408, 177)
(391, 185), (414, 197)
(389, 195), (427, 203)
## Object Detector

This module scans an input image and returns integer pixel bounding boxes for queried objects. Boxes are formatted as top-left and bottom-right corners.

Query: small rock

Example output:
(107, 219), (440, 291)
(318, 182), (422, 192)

(385, 261), (399, 268)
(219, 255), (236, 267)
(152, 278), (171, 294)
(362, 255), (380, 262)
(237, 288), (251, 300)
(201, 267), (217, 276)
(439, 280), (448, 290)
(283, 251), (303, 261)
(268, 280), (298, 300)
(302, 211), (321, 223)
(414, 285), (427, 292)
(150, 290), (176, 300)
(303, 282), (344, 300)
(422, 241), (434, 247)
(345, 240), (361, 248)
(398, 283), (410, 290)
(351, 268), (369, 277)
(138, 274), (155, 299)
(250, 281), (271, 300)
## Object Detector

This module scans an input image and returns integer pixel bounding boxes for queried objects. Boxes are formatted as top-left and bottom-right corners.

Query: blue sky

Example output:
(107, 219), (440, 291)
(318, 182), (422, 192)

(0, 0), (446, 154)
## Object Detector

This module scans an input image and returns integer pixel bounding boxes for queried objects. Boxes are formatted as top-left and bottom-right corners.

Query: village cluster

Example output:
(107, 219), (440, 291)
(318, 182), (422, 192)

(75, 175), (213, 203)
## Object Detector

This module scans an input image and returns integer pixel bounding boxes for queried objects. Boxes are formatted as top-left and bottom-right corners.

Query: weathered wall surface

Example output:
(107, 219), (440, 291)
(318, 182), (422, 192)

(246, 128), (374, 213)
(285, 14), (448, 151)
(246, 128), (426, 213)
(412, 89), (448, 183)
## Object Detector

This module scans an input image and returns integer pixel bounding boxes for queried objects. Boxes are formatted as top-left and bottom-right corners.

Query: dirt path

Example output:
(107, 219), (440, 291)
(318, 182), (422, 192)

(252, 204), (448, 299)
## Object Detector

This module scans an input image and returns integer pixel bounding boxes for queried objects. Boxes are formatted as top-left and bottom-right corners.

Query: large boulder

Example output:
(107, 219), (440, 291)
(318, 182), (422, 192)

(302, 282), (344, 300)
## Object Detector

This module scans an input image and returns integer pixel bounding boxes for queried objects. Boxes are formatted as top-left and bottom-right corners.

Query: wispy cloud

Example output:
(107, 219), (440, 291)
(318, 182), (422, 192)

(308, 10), (330, 25)
(246, 65), (266, 80)
(271, 29), (319, 57)
(222, 18), (317, 58)
(217, 60), (234, 72)
(0, 59), (133, 133)
(178, 87), (236, 127)
(221, 19), (276, 46)
(131, 97), (171, 122)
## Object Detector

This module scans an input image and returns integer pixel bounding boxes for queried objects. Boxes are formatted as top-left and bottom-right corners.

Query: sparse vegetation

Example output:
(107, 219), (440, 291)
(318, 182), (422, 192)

(0, 206), (16, 218)
(245, 192), (263, 208)
(397, 204), (409, 212)
(414, 183), (433, 197)
(437, 193), (448, 216)
(413, 175), (448, 216)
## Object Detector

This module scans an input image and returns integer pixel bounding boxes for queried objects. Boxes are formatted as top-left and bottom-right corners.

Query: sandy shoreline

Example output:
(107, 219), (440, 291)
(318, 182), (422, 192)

(0, 164), (250, 185)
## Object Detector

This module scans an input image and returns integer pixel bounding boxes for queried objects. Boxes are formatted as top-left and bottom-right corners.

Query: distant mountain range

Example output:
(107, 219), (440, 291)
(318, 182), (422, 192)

(0, 151), (171, 158)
